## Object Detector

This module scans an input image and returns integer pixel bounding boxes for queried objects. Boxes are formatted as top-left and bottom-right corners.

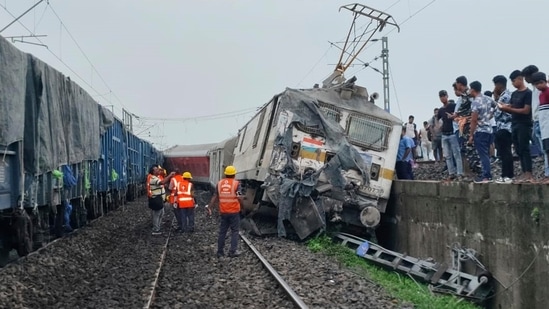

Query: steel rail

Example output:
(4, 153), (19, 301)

(240, 232), (309, 309)
(143, 217), (175, 309)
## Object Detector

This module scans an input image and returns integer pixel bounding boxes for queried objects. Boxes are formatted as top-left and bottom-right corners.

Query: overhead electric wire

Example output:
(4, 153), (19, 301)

(388, 64), (403, 120)
(33, 1), (48, 32)
(137, 107), (258, 122)
(0, 2), (126, 115)
(47, 2), (130, 112)
(360, 0), (440, 54)
(295, 44), (333, 88)
(326, 0), (441, 76)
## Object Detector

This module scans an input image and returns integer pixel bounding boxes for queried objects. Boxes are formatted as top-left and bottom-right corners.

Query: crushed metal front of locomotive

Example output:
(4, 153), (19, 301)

(259, 89), (389, 240)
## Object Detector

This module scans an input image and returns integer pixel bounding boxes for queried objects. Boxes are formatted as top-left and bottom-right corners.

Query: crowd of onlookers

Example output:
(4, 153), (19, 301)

(396, 65), (549, 184)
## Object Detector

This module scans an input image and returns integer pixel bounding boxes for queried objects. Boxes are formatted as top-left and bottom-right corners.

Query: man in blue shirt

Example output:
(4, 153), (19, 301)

(492, 75), (514, 184)
(468, 81), (495, 183)
(437, 90), (464, 181)
(396, 126), (415, 180)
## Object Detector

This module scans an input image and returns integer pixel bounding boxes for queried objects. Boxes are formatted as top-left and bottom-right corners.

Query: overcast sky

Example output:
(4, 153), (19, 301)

(1, 0), (547, 149)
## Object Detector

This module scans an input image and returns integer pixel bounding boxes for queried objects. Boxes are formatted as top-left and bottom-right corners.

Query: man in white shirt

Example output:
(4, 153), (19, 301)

(404, 115), (419, 159)
(522, 65), (549, 180)
(419, 121), (432, 161)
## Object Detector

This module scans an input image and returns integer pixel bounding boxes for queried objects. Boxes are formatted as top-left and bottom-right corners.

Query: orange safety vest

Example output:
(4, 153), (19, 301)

(217, 178), (240, 214)
(168, 175), (183, 204)
(146, 174), (153, 197)
(173, 179), (194, 208)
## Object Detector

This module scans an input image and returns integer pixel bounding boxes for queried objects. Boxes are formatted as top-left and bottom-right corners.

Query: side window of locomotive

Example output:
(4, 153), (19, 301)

(252, 109), (267, 149)
(347, 115), (391, 151)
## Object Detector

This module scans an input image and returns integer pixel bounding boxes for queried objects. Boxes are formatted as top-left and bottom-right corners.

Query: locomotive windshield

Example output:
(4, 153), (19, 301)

(346, 114), (392, 151)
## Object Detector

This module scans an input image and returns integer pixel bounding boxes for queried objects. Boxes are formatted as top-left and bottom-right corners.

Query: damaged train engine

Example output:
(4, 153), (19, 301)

(232, 80), (402, 239)
(231, 3), (402, 240)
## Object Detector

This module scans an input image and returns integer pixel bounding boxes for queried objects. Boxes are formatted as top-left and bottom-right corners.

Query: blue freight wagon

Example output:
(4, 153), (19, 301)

(0, 35), (160, 264)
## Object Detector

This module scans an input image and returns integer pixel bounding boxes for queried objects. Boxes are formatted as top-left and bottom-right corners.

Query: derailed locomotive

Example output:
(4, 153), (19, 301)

(229, 3), (402, 240)
(232, 81), (402, 239)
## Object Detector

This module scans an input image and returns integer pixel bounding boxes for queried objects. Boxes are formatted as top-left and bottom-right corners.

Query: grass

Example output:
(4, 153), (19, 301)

(307, 236), (481, 309)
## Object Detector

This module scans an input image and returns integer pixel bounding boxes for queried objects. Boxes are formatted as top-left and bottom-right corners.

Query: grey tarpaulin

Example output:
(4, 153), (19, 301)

(0, 35), (114, 174)
(271, 86), (372, 237)
(0, 36), (27, 146)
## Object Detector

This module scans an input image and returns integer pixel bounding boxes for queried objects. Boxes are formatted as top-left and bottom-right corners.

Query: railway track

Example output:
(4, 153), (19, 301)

(0, 199), (174, 309)
(143, 218), (175, 309)
(146, 226), (307, 309)
(239, 233), (309, 309)
(0, 198), (401, 309)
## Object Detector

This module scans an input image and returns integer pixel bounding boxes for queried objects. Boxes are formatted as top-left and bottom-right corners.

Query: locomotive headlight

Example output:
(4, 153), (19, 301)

(370, 163), (380, 181)
(360, 206), (381, 227)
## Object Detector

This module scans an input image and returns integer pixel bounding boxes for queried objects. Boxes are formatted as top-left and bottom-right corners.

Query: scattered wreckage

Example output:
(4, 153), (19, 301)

(335, 233), (495, 305)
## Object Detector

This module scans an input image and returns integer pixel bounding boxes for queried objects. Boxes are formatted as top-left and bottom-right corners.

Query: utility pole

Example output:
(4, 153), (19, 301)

(381, 36), (390, 113)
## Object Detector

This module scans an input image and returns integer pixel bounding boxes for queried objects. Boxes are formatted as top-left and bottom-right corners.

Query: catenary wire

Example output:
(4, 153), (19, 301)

(137, 107), (258, 122)
(0, 2), (126, 115)
(47, 2), (130, 112)
(295, 44), (333, 88)
(388, 64), (403, 120)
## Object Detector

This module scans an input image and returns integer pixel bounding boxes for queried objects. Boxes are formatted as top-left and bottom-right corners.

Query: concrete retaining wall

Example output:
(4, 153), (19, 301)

(390, 180), (549, 309)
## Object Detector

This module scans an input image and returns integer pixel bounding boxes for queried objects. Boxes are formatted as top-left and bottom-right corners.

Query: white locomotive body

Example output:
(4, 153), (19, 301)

(232, 81), (402, 239)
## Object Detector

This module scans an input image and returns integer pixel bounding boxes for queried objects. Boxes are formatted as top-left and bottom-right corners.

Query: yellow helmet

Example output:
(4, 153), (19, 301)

(182, 172), (192, 179)
(224, 165), (237, 176)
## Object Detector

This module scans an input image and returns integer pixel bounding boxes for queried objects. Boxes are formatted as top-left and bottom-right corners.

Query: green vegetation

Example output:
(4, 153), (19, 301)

(307, 236), (481, 309)
(531, 207), (540, 224)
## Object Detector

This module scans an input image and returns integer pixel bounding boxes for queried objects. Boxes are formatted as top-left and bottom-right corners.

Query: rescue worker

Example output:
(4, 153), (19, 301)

(168, 168), (183, 230)
(159, 167), (168, 202)
(148, 165), (175, 235)
(172, 172), (196, 233)
(146, 164), (161, 198)
(207, 165), (244, 258)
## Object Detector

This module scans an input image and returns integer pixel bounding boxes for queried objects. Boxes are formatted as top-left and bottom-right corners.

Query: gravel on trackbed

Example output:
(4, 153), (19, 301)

(0, 200), (172, 309)
(413, 156), (547, 181)
(153, 191), (405, 309)
(0, 189), (417, 309)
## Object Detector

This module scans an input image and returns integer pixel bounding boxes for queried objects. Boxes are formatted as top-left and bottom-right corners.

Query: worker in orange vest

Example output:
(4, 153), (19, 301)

(172, 171), (196, 233)
(207, 165), (244, 258)
(168, 168), (184, 230)
(159, 167), (169, 202)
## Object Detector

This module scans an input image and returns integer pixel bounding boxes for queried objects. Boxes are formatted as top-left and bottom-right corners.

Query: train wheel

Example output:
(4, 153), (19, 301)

(0, 248), (11, 266)
(70, 199), (79, 229)
(16, 210), (33, 257)
(79, 198), (87, 226)
(101, 194), (106, 214)
(53, 204), (64, 238)
(87, 195), (95, 220)
(115, 190), (121, 208)
(127, 185), (135, 202)
(96, 194), (104, 218)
